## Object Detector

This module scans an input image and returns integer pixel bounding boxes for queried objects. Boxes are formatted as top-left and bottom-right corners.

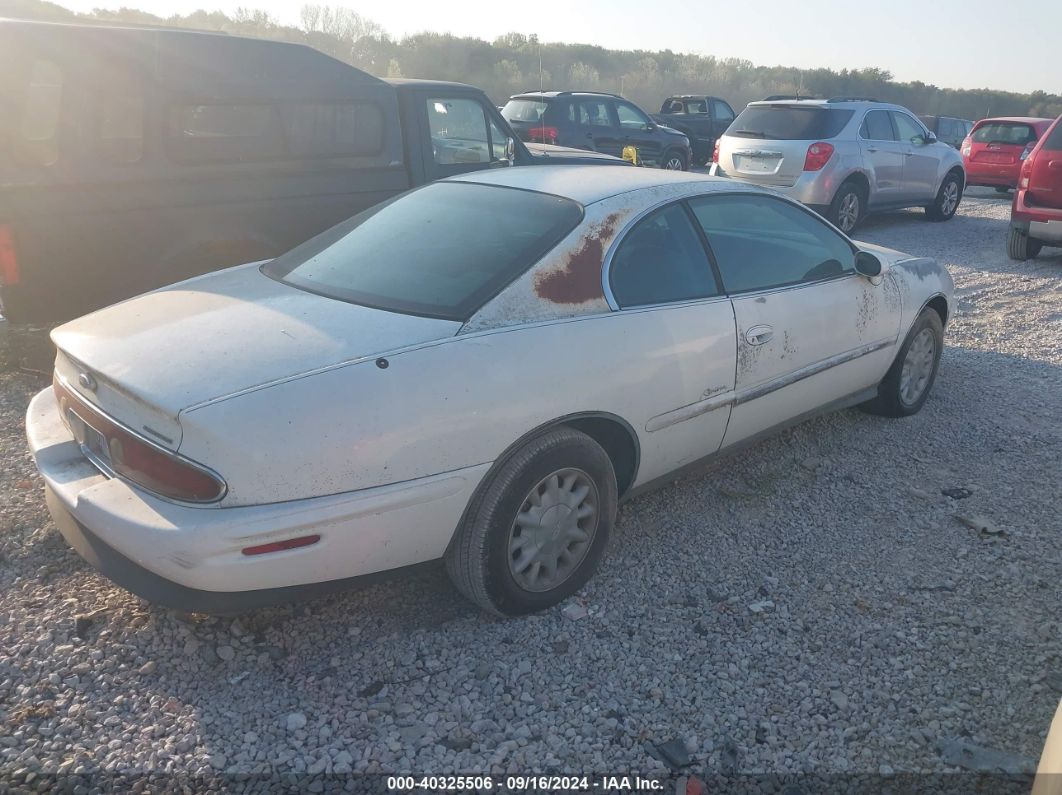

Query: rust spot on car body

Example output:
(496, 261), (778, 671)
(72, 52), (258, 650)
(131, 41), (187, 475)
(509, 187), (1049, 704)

(534, 213), (622, 304)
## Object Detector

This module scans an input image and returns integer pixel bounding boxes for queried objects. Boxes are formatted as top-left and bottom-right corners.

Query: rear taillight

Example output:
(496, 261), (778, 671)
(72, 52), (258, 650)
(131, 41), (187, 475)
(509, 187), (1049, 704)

(530, 126), (559, 145)
(53, 376), (226, 503)
(712, 139), (721, 164)
(1020, 142), (1035, 161)
(0, 224), (18, 286)
(803, 142), (834, 171)
(1020, 154), (1034, 189)
(961, 142), (971, 158)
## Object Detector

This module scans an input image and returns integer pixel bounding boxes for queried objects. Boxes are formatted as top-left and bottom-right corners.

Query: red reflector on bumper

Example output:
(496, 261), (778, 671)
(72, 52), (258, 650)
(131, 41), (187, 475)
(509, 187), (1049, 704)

(241, 535), (321, 556)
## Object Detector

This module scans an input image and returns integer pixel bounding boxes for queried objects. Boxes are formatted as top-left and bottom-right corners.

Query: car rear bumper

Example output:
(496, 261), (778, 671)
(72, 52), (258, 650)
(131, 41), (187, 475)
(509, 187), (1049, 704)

(709, 164), (838, 207)
(964, 162), (1020, 187)
(1012, 190), (1062, 242)
(26, 386), (490, 611)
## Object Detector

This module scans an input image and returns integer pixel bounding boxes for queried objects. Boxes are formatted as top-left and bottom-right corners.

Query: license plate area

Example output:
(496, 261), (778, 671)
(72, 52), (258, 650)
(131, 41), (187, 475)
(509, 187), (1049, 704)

(66, 407), (114, 475)
(735, 155), (778, 173)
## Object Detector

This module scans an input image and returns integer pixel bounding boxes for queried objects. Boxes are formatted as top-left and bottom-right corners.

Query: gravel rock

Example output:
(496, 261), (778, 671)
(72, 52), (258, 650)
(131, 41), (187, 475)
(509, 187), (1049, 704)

(0, 191), (1059, 781)
(285, 712), (307, 732)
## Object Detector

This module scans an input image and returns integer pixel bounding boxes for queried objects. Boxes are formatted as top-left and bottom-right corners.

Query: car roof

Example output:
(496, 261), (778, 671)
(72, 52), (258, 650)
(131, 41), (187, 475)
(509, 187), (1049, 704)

(746, 98), (910, 113)
(974, 116), (1054, 125)
(446, 165), (750, 205)
(385, 77), (479, 91)
(511, 91), (620, 100)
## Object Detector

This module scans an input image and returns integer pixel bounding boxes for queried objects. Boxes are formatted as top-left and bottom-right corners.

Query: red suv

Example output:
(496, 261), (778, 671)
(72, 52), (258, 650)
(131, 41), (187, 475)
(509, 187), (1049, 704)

(1008, 114), (1062, 260)
(962, 117), (1053, 191)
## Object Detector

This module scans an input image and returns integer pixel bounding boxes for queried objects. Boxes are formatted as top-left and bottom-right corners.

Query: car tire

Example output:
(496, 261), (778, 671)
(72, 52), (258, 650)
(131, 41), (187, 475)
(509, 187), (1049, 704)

(1007, 226), (1043, 261)
(924, 170), (963, 221)
(827, 179), (865, 234)
(661, 149), (688, 171)
(444, 426), (617, 616)
(860, 308), (944, 418)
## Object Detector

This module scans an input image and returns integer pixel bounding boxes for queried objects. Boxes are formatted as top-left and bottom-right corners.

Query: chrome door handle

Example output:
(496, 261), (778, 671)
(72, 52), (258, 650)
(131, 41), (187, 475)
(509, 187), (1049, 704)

(744, 325), (774, 346)
(904, 151), (915, 157)
(866, 147), (879, 153)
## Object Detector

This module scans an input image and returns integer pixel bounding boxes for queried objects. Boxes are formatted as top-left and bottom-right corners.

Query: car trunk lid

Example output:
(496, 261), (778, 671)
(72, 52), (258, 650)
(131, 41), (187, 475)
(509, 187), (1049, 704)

(719, 137), (811, 187)
(50, 262), (462, 449)
(969, 121), (1039, 165)
(717, 104), (854, 187)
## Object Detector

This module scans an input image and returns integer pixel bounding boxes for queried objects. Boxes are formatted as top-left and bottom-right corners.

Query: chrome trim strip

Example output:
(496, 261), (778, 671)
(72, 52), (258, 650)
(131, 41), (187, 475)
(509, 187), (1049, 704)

(645, 338), (893, 433)
(733, 339), (892, 406)
(645, 391), (734, 433)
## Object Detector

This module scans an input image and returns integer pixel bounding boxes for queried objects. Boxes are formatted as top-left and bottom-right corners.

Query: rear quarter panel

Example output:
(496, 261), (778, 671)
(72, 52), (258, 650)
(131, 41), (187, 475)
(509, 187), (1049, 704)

(178, 305), (737, 507)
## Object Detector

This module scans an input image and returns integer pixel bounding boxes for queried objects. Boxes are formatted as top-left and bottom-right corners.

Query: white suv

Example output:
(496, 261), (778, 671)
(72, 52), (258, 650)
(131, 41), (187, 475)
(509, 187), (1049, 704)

(710, 97), (966, 233)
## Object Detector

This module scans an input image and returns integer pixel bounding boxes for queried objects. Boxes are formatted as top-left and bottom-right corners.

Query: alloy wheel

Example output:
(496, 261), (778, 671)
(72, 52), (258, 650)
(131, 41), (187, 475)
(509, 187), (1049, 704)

(838, 192), (860, 232)
(941, 181), (959, 216)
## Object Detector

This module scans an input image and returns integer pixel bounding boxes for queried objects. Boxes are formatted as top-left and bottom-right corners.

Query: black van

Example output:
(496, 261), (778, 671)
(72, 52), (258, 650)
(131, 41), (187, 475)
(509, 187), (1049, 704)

(0, 20), (617, 325)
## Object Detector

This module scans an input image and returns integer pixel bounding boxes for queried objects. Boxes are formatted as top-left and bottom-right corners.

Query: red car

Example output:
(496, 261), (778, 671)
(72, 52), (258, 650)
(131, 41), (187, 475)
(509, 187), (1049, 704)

(1008, 114), (1062, 260)
(961, 116), (1053, 191)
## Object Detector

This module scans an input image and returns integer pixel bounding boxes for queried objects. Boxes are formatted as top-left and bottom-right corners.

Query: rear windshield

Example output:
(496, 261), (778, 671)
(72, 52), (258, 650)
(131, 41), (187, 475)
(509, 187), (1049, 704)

(502, 99), (549, 123)
(263, 182), (583, 321)
(728, 106), (854, 140)
(971, 122), (1037, 145)
(1041, 122), (1062, 151)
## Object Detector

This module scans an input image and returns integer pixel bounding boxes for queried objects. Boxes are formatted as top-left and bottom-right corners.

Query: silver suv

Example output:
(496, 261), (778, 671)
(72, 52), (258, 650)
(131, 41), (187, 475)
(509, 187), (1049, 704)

(710, 98), (966, 233)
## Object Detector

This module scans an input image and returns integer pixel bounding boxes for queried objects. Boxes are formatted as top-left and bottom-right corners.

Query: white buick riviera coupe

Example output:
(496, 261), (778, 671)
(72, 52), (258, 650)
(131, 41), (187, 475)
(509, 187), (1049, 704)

(26, 166), (953, 615)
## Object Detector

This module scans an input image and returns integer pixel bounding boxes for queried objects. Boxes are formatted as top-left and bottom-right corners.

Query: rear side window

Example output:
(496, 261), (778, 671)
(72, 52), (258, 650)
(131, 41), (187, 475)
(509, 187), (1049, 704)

(501, 99), (549, 123)
(579, 100), (612, 128)
(610, 203), (718, 308)
(99, 68), (144, 164)
(690, 194), (854, 294)
(729, 106), (853, 140)
(169, 104), (283, 162)
(1041, 122), (1062, 151)
(972, 122), (1037, 145)
(263, 182), (582, 320)
(283, 102), (384, 157)
(16, 59), (63, 166)
(860, 110), (896, 141)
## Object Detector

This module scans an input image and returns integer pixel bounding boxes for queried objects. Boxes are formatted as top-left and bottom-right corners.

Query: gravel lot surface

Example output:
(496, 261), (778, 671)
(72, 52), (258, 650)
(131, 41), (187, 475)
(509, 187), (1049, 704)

(1, 188), (1060, 791)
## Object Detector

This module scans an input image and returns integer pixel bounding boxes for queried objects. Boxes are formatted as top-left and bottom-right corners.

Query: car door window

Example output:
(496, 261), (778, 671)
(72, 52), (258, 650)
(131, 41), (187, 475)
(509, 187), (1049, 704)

(860, 110), (896, 141)
(892, 112), (927, 145)
(580, 100), (611, 128)
(689, 194), (855, 294)
(711, 100), (735, 125)
(615, 102), (651, 131)
(427, 97), (491, 165)
(938, 118), (954, 141)
(610, 203), (718, 308)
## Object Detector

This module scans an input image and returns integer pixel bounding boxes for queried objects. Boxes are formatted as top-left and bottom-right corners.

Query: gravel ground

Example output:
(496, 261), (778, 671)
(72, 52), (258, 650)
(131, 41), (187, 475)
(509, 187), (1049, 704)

(1, 188), (1060, 791)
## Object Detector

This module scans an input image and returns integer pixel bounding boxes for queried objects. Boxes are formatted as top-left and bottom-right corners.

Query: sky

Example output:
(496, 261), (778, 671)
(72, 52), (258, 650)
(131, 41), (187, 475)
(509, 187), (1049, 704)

(54, 0), (1059, 96)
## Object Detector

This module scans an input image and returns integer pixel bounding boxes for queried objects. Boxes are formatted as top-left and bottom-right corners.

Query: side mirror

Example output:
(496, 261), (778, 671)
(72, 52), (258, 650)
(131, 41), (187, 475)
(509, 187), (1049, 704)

(855, 251), (884, 283)
(505, 137), (515, 166)
(924, 131), (938, 145)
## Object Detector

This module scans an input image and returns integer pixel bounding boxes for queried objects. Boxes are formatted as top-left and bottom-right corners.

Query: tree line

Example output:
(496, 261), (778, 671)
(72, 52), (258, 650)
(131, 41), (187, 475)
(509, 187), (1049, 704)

(6, 0), (1061, 120)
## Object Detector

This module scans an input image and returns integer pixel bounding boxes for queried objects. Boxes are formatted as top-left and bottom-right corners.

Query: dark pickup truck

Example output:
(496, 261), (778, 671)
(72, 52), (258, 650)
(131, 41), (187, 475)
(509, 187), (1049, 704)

(0, 19), (619, 325)
(651, 96), (737, 165)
